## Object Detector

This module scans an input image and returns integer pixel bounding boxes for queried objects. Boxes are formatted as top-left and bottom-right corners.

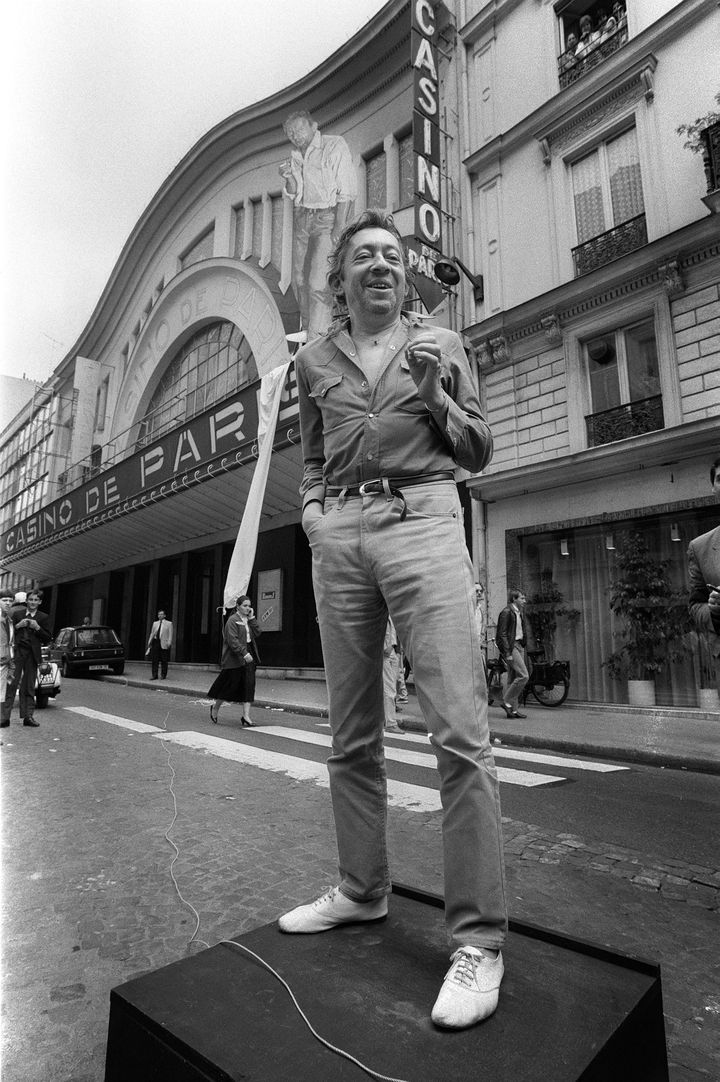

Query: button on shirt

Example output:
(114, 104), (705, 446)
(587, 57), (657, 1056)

(295, 319), (493, 508)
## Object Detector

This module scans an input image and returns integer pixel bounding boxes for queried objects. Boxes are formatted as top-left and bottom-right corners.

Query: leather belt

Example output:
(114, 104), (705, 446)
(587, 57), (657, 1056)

(326, 470), (454, 498)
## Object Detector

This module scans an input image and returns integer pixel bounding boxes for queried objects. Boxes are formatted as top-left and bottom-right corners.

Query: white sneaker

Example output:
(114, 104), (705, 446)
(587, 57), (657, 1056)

(285, 330), (308, 345)
(431, 946), (504, 1029)
(278, 886), (388, 933)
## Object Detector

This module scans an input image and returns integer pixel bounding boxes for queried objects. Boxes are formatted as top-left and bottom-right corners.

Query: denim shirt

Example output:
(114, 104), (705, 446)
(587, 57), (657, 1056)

(295, 319), (493, 508)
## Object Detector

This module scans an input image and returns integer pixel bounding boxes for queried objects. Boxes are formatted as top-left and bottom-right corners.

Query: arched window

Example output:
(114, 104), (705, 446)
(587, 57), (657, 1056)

(139, 321), (256, 445)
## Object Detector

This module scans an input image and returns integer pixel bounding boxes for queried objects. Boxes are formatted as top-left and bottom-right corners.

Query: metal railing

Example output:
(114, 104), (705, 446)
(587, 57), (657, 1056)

(585, 395), (664, 447)
(557, 26), (628, 90)
(701, 120), (720, 193)
(572, 213), (647, 277)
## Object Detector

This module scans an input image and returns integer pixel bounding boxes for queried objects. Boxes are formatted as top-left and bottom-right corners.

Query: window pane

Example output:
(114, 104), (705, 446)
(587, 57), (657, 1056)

(586, 334), (620, 411)
(366, 151), (387, 208)
(572, 150), (605, 242)
(607, 128), (644, 225)
(624, 319), (660, 401)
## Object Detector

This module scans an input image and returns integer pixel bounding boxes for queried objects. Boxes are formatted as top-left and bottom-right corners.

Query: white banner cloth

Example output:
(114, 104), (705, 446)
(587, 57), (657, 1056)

(222, 361), (291, 610)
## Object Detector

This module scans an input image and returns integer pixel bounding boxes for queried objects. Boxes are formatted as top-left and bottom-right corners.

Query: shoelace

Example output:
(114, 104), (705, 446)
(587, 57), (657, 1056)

(447, 948), (482, 988)
(312, 886), (337, 910)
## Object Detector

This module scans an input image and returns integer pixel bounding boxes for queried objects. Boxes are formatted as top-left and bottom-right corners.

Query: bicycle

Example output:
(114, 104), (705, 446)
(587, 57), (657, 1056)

(485, 650), (571, 708)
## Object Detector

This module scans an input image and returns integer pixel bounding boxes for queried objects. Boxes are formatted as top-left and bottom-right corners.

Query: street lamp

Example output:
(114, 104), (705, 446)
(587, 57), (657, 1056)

(433, 255), (484, 303)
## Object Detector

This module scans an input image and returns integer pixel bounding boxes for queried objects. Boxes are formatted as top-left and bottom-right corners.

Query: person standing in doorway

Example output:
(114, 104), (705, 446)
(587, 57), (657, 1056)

(146, 609), (173, 680)
(280, 110), (356, 342)
(495, 589), (529, 719)
(2, 589), (52, 727)
(278, 209), (507, 1031)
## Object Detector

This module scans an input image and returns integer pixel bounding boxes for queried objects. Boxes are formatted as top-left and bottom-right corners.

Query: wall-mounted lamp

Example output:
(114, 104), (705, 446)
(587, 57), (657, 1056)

(433, 255), (484, 303)
(670, 523), (681, 542)
(560, 538), (570, 557)
(605, 533), (615, 551)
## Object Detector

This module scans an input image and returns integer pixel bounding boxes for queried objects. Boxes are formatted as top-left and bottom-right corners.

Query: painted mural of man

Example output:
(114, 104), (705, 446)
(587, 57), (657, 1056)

(280, 110), (356, 342)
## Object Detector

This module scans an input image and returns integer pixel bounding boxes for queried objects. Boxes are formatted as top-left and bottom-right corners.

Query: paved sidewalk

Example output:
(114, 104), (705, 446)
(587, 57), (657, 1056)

(109, 663), (720, 774)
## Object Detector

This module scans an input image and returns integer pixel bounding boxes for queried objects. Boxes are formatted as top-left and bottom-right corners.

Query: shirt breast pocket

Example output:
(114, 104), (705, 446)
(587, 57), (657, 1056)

(308, 372), (345, 431)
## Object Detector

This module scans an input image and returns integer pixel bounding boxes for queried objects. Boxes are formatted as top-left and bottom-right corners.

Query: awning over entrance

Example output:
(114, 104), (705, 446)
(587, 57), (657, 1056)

(2, 441), (303, 585)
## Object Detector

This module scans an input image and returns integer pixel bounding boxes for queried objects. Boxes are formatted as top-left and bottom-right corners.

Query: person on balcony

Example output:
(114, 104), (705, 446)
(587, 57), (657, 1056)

(575, 14), (600, 59)
(560, 32), (579, 76)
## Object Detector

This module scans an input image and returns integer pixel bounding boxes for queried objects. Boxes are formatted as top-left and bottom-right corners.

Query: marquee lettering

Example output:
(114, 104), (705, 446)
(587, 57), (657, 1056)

(412, 1), (442, 253)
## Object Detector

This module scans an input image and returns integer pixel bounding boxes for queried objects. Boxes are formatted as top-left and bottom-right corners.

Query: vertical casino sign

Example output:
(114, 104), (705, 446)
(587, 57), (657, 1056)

(412, 1), (442, 254)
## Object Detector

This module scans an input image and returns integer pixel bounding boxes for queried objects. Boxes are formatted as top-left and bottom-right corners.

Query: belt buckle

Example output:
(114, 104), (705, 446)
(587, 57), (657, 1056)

(358, 478), (383, 496)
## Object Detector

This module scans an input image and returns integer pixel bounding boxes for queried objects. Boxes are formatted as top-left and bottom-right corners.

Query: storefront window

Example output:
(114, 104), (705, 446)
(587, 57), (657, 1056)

(516, 508), (718, 708)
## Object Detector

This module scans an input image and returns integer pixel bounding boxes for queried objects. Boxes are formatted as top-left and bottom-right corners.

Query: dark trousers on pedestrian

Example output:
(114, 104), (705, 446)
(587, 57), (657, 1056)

(4, 647), (38, 720)
(150, 641), (169, 679)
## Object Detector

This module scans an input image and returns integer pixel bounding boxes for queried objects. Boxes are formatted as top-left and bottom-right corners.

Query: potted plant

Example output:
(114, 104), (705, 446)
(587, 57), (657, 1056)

(677, 90), (720, 213)
(603, 533), (691, 706)
(686, 629), (720, 712)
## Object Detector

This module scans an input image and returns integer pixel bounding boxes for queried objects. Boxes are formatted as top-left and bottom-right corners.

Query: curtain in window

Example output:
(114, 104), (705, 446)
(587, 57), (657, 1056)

(572, 150), (605, 243)
(607, 129), (644, 225)
(519, 512), (714, 708)
(398, 134), (414, 207)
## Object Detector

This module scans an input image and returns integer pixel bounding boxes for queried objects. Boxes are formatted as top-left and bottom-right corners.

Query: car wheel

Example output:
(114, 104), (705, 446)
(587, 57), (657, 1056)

(61, 657), (74, 678)
(112, 663), (125, 675)
(35, 693), (49, 709)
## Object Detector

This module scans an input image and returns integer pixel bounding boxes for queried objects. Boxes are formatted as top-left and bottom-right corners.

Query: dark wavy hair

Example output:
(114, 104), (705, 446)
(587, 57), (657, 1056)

(326, 209), (413, 313)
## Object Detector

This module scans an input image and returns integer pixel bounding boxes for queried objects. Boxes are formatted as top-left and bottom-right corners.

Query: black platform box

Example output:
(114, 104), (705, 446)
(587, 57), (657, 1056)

(105, 884), (668, 1081)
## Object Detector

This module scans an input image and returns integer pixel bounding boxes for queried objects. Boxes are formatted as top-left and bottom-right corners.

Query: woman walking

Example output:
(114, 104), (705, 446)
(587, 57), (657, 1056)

(208, 596), (262, 726)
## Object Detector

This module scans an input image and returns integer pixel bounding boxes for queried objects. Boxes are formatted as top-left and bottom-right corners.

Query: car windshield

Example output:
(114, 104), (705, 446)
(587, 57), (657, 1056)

(76, 629), (120, 647)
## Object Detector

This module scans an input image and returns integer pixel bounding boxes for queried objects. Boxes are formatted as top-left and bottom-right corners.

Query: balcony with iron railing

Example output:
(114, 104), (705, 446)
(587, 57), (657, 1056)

(572, 213), (647, 277)
(557, 25), (628, 90)
(585, 395), (664, 448)
(700, 120), (720, 195)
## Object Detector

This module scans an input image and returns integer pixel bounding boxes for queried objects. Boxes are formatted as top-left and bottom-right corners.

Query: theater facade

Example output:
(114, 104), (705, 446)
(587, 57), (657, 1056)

(2, 0), (719, 709)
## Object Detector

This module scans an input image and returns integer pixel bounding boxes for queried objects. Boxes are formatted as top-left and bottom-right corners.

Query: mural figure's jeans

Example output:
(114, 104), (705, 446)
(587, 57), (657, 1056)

(291, 207), (335, 340)
(306, 481), (508, 949)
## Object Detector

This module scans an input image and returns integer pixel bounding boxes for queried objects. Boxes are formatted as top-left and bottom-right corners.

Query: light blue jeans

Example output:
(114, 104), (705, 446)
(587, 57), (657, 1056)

(305, 480), (507, 949)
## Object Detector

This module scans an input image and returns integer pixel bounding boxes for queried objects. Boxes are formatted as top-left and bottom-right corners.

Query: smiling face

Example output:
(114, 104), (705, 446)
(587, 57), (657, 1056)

(337, 227), (406, 328)
(285, 117), (315, 151)
(26, 592), (41, 611)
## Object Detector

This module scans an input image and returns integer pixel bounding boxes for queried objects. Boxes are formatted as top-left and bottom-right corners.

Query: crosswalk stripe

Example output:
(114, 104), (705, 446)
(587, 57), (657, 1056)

(317, 724), (628, 773)
(69, 706), (163, 734)
(266, 726), (565, 787)
(154, 730), (444, 812)
(65, 707), (565, 790)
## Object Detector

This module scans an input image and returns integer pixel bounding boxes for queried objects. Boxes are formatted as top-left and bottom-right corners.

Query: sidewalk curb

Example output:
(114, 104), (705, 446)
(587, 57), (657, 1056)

(105, 675), (720, 775)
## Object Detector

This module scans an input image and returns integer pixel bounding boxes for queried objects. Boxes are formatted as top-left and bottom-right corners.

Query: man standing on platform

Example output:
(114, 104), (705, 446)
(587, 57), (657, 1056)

(145, 609), (173, 680)
(278, 209), (507, 1030)
(2, 589), (52, 728)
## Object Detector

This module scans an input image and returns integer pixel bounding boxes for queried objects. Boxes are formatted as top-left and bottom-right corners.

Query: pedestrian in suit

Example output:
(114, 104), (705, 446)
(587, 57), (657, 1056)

(495, 589), (530, 719)
(145, 609), (173, 679)
(1, 592), (16, 719)
(208, 596), (262, 726)
(687, 457), (720, 694)
(2, 589), (53, 727)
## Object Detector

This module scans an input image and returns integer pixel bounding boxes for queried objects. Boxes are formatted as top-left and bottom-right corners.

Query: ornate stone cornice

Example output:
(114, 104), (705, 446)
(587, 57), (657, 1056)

(462, 219), (720, 356)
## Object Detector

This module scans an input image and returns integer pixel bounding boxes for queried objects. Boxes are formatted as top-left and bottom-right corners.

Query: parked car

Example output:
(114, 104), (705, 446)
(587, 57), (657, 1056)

(35, 645), (62, 708)
(50, 625), (125, 677)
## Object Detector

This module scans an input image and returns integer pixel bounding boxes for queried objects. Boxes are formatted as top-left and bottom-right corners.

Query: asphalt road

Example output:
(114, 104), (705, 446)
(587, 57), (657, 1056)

(5, 674), (719, 1081)
(48, 677), (720, 870)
